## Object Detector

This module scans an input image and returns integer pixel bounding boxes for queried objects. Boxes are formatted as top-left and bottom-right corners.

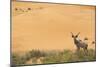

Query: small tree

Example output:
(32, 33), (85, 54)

(84, 37), (88, 40)
(28, 8), (31, 10)
(15, 8), (18, 11)
(92, 41), (95, 44)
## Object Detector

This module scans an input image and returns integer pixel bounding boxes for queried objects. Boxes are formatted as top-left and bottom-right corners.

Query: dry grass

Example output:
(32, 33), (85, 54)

(12, 49), (96, 65)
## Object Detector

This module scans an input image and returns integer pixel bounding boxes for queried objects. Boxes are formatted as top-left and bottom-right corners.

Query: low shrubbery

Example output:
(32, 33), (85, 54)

(12, 49), (96, 65)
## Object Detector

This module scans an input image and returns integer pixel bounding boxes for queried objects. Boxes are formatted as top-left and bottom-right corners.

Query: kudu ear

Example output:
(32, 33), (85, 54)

(75, 32), (80, 38)
(70, 32), (74, 38)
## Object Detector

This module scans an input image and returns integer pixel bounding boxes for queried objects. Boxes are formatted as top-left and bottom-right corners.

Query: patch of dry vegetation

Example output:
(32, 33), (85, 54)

(12, 49), (96, 66)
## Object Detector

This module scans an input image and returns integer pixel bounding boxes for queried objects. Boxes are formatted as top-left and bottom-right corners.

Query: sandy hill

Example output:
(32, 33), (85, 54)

(12, 1), (95, 53)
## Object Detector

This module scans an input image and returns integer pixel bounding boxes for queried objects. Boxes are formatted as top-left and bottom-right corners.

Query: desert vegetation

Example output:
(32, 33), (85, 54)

(12, 49), (96, 65)
(12, 1), (96, 66)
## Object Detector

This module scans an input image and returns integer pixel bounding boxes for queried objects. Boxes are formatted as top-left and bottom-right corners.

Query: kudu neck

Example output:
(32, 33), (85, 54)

(73, 38), (79, 44)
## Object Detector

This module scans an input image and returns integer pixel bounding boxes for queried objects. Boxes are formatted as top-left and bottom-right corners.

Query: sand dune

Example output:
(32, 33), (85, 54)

(12, 1), (95, 52)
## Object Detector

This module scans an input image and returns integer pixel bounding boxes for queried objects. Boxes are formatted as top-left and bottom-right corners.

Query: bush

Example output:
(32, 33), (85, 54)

(12, 53), (26, 65)
(28, 49), (46, 58)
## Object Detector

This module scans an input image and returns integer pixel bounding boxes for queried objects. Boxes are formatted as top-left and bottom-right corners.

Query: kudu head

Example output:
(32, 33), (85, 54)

(70, 32), (80, 39)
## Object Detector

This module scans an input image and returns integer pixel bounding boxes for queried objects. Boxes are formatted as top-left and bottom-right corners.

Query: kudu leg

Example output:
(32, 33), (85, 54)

(76, 47), (80, 53)
(83, 47), (88, 56)
(75, 47), (80, 55)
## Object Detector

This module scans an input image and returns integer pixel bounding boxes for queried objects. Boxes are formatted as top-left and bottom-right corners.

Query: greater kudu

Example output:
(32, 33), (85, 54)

(71, 32), (88, 53)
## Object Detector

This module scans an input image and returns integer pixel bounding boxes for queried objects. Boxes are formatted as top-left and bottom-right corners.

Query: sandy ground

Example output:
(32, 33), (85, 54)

(12, 1), (96, 53)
